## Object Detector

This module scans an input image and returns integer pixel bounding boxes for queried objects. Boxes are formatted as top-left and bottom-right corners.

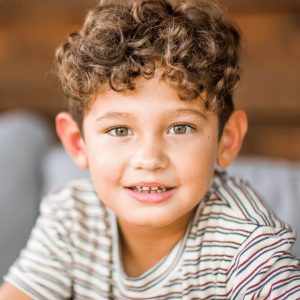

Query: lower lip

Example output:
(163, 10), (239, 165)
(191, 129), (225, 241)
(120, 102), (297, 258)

(125, 188), (176, 204)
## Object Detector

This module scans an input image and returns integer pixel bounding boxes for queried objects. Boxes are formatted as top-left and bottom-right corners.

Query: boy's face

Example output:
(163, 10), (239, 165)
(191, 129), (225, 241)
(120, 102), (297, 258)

(81, 75), (220, 229)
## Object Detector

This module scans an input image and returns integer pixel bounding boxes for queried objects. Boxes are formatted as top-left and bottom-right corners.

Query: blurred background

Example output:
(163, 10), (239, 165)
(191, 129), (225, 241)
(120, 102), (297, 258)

(0, 0), (300, 283)
(0, 0), (300, 160)
(0, 0), (299, 159)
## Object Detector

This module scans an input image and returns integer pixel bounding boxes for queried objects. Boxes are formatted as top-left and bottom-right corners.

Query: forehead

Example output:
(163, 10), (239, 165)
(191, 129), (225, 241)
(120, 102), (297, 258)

(87, 74), (209, 117)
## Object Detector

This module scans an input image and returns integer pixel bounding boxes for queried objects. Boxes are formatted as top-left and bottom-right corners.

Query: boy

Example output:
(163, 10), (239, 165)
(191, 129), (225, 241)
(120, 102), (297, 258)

(1, 0), (300, 299)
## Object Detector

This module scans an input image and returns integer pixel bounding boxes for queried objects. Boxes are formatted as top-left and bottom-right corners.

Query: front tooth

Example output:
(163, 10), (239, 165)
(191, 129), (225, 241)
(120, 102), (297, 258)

(134, 186), (168, 193)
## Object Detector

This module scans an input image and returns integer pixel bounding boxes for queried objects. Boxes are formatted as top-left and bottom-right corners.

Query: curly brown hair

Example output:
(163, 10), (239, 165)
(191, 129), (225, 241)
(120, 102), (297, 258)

(55, 0), (241, 135)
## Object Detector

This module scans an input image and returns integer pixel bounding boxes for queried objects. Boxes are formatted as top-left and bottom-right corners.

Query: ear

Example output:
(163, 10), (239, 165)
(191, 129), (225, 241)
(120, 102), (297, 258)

(55, 112), (89, 169)
(217, 110), (248, 169)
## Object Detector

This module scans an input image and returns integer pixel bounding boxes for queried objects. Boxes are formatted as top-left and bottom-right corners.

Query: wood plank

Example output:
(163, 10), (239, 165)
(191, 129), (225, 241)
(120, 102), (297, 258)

(222, 0), (300, 14)
(0, 1), (299, 160)
(242, 125), (300, 160)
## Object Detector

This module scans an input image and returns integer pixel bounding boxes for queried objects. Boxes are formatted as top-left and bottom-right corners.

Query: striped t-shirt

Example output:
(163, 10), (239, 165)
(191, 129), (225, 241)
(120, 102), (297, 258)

(5, 172), (300, 299)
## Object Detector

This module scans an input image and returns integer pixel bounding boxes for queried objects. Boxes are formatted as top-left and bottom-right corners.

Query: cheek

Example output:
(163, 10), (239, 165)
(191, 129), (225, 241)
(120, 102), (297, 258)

(87, 144), (124, 190)
(174, 136), (217, 172)
(172, 138), (218, 196)
(90, 162), (121, 205)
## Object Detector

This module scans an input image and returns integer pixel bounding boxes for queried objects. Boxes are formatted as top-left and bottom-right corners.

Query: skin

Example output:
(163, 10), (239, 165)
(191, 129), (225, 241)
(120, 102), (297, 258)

(80, 75), (223, 275)
(0, 74), (247, 298)
(57, 74), (247, 276)
(83, 76), (219, 229)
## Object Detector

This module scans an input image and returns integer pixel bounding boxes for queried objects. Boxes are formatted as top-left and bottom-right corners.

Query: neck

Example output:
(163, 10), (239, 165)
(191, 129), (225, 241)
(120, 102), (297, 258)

(117, 209), (195, 277)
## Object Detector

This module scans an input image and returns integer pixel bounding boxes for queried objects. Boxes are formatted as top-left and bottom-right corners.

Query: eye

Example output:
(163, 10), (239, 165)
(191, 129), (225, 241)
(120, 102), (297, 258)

(107, 127), (133, 137)
(168, 124), (195, 135)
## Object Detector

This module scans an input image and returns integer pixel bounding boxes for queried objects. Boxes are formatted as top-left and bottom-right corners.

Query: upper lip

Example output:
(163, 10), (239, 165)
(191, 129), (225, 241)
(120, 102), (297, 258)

(125, 182), (174, 188)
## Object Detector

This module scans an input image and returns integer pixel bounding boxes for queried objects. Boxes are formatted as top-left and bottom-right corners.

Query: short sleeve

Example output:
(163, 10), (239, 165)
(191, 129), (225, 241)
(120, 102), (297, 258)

(226, 225), (300, 299)
(4, 192), (73, 300)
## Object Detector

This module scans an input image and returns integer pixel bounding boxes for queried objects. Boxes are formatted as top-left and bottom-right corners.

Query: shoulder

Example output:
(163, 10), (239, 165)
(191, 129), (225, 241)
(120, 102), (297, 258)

(38, 178), (111, 238)
(226, 220), (300, 298)
(193, 170), (296, 255)
(194, 172), (300, 298)
(208, 170), (290, 229)
(40, 178), (106, 216)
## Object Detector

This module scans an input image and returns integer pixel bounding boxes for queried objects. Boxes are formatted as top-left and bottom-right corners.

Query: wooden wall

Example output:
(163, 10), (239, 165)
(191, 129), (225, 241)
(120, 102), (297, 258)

(0, 1), (299, 160)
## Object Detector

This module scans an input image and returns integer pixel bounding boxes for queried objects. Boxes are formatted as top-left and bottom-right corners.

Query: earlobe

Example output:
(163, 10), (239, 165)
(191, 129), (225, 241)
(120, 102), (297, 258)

(217, 110), (248, 169)
(55, 112), (89, 169)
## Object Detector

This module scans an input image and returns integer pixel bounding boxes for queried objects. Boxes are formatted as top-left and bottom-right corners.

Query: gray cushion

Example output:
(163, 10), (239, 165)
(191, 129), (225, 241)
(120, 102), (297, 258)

(0, 111), (53, 280)
(41, 146), (89, 195)
(228, 158), (300, 256)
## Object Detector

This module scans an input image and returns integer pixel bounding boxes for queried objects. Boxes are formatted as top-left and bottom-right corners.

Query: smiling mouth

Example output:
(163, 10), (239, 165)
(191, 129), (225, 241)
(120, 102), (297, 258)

(125, 185), (176, 203)
(126, 186), (174, 193)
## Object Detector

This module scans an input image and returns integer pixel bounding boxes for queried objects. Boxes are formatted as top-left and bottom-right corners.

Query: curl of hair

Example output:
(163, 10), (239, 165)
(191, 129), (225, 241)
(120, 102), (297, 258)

(55, 0), (241, 133)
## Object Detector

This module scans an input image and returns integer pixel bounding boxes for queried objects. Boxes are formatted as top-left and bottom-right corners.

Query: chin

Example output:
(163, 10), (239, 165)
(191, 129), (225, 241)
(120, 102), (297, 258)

(121, 210), (182, 228)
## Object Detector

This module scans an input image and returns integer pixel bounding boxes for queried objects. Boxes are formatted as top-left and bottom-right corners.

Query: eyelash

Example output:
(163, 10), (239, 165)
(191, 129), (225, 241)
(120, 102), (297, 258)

(167, 123), (196, 135)
(105, 124), (196, 137)
(106, 127), (133, 137)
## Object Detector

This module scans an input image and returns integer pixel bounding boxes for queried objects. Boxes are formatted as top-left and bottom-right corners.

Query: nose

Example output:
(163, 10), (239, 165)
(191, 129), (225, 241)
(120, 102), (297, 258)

(129, 135), (169, 171)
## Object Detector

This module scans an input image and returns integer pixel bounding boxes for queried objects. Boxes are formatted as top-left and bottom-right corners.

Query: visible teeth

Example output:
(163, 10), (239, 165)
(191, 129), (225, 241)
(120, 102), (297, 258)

(133, 186), (168, 193)
(150, 186), (158, 191)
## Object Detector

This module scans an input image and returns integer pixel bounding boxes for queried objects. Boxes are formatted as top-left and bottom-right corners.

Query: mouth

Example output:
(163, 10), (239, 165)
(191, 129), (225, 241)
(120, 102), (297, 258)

(126, 186), (174, 193)
(124, 183), (176, 203)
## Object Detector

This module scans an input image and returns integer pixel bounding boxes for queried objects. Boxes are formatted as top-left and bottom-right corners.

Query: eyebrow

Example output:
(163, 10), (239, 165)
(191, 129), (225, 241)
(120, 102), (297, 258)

(96, 108), (207, 122)
(165, 108), (207, 120)
(96, 112), (133, 123)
